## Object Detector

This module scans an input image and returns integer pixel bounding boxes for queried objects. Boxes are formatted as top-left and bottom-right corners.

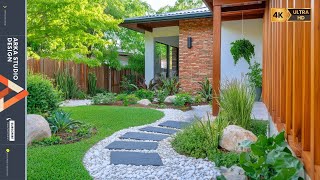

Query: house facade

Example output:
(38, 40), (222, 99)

(121, 7), (263, 93)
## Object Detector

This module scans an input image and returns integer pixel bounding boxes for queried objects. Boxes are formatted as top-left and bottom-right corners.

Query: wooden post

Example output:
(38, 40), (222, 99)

(212, 5), (222, 116)
(311, 0), (320, 178)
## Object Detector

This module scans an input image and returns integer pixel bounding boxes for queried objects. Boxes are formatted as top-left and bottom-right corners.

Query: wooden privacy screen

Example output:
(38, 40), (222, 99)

(262, 0), (319, 178)
(27, 59), (134, 93)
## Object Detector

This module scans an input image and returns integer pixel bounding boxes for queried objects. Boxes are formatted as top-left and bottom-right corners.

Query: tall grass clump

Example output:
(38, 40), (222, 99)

(218, 78), (255, 129)
(87, 73), (97, 96)
(54, 71), (80, 100)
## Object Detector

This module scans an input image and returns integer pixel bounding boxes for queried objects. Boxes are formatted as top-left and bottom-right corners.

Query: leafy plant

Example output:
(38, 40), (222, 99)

(27, 73), (61, 115)
(156, 90), (169, 104)
(47, 110), (81, 134)
(87, 73), (97, 96)
(218, 78), (255, 129)
(160, 76), (180, 95)
(249, 120), (268, 137)
(135, 89), (154, 101)
(125, 94), (139, 105)
(230, 39), (255, 65)
(116, 93), (128, 101)
(120, 75), (137, 94)
(194, 94), (205, 104)
(54, 71), (80, 100)
(173, 93), (193, 107)
(240, 132), (304, 180)
(208, 150), (240, 168)
(247, 62), (262, 88)
(92, 93), (116, 105)
(198, 78), (212, 102)
(33, 136), (62, 146)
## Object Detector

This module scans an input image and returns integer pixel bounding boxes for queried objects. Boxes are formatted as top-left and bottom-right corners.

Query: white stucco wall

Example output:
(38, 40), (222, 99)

(221, 19), (263, 83)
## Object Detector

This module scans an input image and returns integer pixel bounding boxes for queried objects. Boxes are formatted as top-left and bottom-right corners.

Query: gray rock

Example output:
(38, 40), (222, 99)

(164, 95), (176, 103)
(26, 114), (51, 145)
(222, 166), (247, 180)
(219, 125), (257, 152)
(137, 99), (152, 106)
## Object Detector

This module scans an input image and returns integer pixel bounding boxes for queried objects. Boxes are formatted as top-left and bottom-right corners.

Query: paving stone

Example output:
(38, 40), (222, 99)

(139, 126), (178, 135)
(110, 151), (163, 166)
(120, 132), (168, 141)
(105, 141), (158, 150)
(158, 121), (191, 129)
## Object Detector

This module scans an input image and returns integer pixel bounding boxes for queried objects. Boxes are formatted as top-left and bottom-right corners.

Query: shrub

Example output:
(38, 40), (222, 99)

(47, 110), (81, 134)
(249, 120), (268, 136)
(87, 73), (97, 96)
(218, 79), (255, 129)
(54, 71), (80, 99)
(246, 61), (262, 88)
(198, 78), (212, 102)
(160, 76), (180, 95)
(173, 93), (193, 107)
(120, 75), (137, 94)
(124, 94), (139, 105)
(135, 89), (154, 101)
(156, 90), (168, 104)
(27, 73), (61, 115)
(208, 150), (239, 168)
(33, 135), (62, 146)
(92, 93), (116, 105)
(240, 132), (304, 179)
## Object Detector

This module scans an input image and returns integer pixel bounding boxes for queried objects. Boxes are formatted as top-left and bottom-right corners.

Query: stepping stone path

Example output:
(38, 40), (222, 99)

(106, 120), (191, 166)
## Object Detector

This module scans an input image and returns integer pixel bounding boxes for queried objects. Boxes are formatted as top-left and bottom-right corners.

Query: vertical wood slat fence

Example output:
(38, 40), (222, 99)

(262, 0), (319, 178)
(27, 59), (135, 93)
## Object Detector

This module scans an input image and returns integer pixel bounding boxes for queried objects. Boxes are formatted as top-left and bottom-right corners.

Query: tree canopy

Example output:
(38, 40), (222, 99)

(157, 0), (205, 14)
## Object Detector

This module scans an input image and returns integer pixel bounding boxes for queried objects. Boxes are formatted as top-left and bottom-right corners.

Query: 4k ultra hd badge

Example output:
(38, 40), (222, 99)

(0, 0), (27, 179)
(271, 8), (311, 22)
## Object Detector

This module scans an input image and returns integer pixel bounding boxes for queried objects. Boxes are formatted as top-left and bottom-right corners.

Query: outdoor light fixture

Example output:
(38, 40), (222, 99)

(187, 36), (192, 49)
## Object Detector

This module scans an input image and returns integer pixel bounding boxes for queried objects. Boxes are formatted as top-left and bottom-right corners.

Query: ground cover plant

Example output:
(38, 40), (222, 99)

(28, 106), (164, 179)
(27, 73), (61, 115)
(92, 93), (117, 105)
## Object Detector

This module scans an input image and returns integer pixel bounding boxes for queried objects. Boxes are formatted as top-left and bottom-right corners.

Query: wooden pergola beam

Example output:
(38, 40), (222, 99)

(137, 24), (153, 32)
(212, 5), (222, 116)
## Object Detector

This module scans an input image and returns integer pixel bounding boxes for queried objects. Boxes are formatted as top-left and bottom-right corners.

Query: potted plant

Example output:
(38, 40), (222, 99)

(246, 62), (262, 101)
(230, 38), (255, 65)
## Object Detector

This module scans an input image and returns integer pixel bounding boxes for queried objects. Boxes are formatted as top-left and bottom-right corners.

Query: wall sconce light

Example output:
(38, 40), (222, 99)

(187, 36), (192, 49)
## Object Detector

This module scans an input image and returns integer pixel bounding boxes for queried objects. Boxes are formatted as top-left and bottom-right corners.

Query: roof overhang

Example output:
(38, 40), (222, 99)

(120, 1), (265, 33)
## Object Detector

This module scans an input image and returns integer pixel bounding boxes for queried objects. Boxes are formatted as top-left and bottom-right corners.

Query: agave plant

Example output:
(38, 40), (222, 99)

(47, 110), (81, 134)
(198, 78), (213, 102)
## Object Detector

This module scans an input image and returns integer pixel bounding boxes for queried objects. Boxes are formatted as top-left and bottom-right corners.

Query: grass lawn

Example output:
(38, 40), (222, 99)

(27, 106), (164, 180)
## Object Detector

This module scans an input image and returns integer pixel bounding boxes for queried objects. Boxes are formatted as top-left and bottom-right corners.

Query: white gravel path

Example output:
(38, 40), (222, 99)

(83, 105), (221, 180)
(60, 99), (92, 107)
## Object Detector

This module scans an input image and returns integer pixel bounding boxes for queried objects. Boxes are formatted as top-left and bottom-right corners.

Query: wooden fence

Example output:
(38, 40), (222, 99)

(262, 0), (319, 178)
(27, 59), (135, 93)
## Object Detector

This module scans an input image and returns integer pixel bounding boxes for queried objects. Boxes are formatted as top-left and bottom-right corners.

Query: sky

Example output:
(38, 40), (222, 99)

(142, 0), (176, 11)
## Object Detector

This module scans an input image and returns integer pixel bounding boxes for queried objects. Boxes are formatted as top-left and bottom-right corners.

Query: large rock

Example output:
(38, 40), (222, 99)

(219, 125), (257, 152)
(137, 99), (152, 106)
(221, 166), (247, 180)
(26, 114), (51, 145)
(164, 95), (176, 103)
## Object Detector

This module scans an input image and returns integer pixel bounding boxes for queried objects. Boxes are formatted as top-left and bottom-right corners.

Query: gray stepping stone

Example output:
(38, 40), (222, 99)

(105, 141), (158, 150)
(140, 126), (178, 135)
(120, 132), (168, 141)
(158, 121), (191, 129)
(110, 151), (163, 166)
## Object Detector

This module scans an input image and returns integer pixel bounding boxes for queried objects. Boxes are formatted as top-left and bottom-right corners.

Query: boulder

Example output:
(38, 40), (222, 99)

(164, 95), (176, 103)
(137, 99), (152, 106)
(219, 125), (257, 152)
(221, 166), (247, 180)
(26, 114), (51, 145)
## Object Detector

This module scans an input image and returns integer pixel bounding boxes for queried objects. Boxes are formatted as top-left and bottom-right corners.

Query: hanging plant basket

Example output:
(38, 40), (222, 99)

(230, 38), (255, 65)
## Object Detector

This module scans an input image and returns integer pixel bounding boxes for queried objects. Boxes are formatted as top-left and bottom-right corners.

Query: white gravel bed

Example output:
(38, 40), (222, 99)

(60, 99), (92, 107)
(83, 106), (221, 180)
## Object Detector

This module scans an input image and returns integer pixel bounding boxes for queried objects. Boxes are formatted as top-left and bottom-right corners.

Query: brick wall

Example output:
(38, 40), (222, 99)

(179, 18), (213, 93)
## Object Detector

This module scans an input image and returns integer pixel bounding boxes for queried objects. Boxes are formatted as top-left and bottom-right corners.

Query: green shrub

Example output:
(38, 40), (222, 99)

(47, 110), (81, 134)
(194, 94), (205, 104)
(218, 79), (255, 129)
(54, 71), (80, 99)
(160, 76), (180, 95)
(92, 93), (116, 105)
(76, 90), (87, 100)
(249, 120), (268, 136)
(156, 90), (168, 104)
(198, 78), (212, 102)
(116, 93), (127, 101)
(33, 135), (62, 146)
(96, 88), (109, 94)
(27, 73), (61, 115)
(125, 94), (139, 105)
(173, 93), (194, 107)
(240, 132), (304, 179)
(208, 150), (239, 168)
(120, 75), (137, 94)
(87, 73), (97, 96)
(247, 61), (262, 88)
(135, 89), (154, 101)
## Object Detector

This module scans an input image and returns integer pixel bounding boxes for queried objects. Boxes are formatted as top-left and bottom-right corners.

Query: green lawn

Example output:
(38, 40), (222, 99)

(27, 106), (164, 180)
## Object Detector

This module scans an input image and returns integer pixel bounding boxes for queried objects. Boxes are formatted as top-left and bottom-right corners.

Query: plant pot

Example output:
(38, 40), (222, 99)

(255, 87), (262, 101)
